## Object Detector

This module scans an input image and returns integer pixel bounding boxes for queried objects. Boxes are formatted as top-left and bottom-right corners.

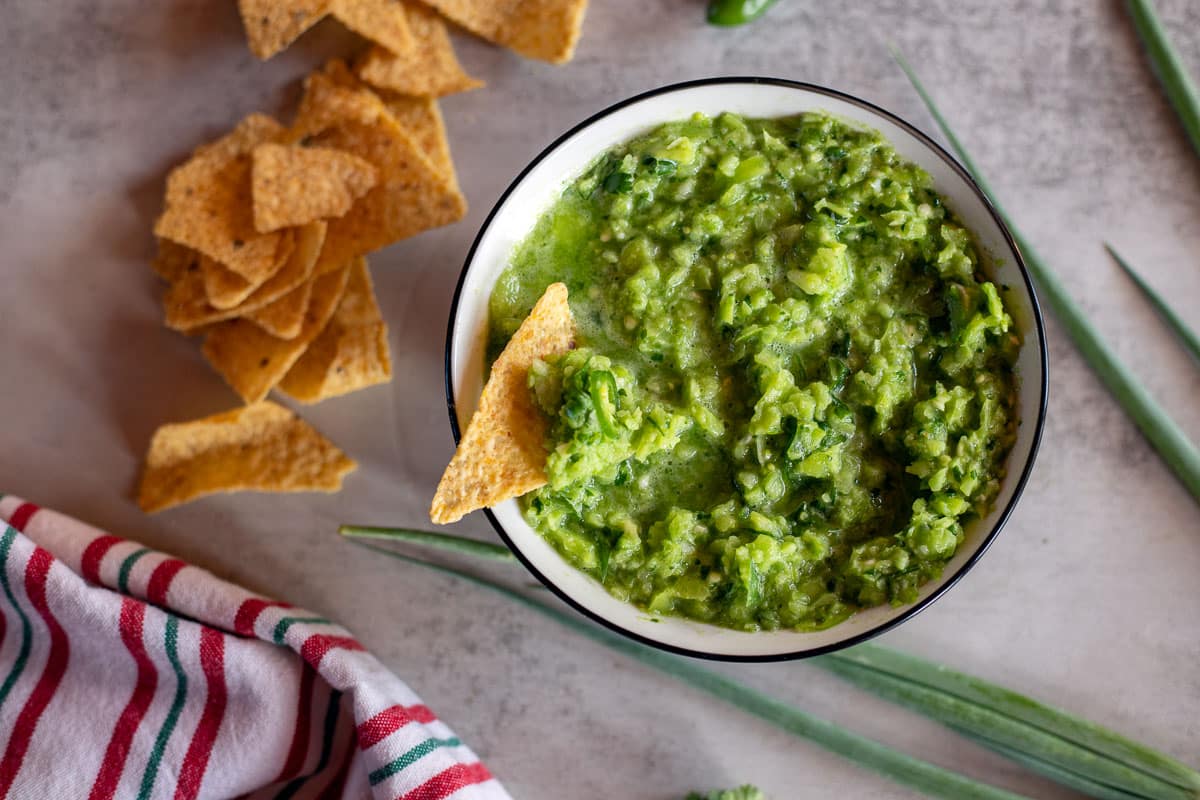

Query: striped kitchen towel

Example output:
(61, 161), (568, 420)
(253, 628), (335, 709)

(0, 495), (512, 800)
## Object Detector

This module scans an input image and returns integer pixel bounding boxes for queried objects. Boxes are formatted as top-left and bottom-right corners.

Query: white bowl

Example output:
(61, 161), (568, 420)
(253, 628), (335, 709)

(445, 78), (1048, 661)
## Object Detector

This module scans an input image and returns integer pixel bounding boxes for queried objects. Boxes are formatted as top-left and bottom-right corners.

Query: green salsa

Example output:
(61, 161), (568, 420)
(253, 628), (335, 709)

(488, 111), (1019, 632)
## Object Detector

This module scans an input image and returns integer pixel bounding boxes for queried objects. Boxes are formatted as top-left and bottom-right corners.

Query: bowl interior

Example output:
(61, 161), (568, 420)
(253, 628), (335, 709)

(448, 79), (1046, 660)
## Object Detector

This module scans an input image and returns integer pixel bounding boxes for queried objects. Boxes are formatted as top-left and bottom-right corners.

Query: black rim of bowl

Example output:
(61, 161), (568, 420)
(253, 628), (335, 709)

(443, 76), (1049, 663)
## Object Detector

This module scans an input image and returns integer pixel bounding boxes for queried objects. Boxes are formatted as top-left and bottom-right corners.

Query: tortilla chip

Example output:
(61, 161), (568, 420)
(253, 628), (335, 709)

(315, 60), (456, 182)
(430, 283), (574, 524)
(287, 69), (466, 274)
(137, 400), (356, 512)
(251, 142), (378, 233)
(202, 263), (351, 403)
(194, 113), (287, 162)
(329, 0), (413, 56)
(237, 0), (330, 59)
(164, 221), (326, 334)
(244, 277), (315, 339)
(356, 3), (483, 98)
(151, 239), (201, 283)
(155, 115), (288, 283)
(380, 95), (456, 186)
(279, 258), (392, 401)
(201, 229), (296, 309)
(422, 0), (587, 64)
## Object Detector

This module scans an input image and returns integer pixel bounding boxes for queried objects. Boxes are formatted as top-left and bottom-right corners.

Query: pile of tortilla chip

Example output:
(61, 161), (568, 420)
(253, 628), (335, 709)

(237, 0), (588, 67)
(141, 58), (469, 512)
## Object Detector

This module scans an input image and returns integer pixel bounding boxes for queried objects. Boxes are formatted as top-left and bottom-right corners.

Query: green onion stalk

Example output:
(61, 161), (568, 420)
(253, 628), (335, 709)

(341, 526), (1200, 799)
(892, 49), (1200, 506)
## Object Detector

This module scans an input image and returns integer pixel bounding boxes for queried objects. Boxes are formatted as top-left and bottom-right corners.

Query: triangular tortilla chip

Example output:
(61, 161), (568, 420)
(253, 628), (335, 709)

(194, 113), (287, 162)
(202, 263), (351, 403)
(237, 0), (331, 59)
(318, 60), (456, 182)
(201, 229), (296, 309)
(137, 400), (356, 512)
(329, 0), (414, 56)
(287, 68), (466, 274)
(356, 2), (483, 98)
(430, 282), (575, 524)
(155, 114), (289, 283)
(252, 142), (378, 233)
(151, 238), (201, 283)
(243, 276), (315, 339)
(164, 222), (325, 334)
(422, 0), (587, 64)
(380, 95), (457, 188)
(279, 258), (392, 401)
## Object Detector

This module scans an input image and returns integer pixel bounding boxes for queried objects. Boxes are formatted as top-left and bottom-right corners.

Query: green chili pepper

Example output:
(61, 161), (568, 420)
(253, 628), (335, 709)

(707, 0), (781, 27)
(588, 370), (619, 437)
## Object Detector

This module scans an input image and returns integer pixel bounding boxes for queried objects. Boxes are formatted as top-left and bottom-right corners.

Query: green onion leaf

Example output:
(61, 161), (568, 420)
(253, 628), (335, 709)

(822, 644), (1200, 794)
(955, 728), (1171, 800)
(893, 48), (1200, 506)
(355, 540), (1033, 800)
(1125, 0), (1200, 159)
(1106, 244), (1200, 365)
(338, 525), (516, 562)
(817, 652), (1199, 800)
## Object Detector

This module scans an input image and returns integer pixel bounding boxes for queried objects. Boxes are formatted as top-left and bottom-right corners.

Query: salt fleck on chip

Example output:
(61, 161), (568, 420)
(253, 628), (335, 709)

(430, 282), (574, 524)
(137, 400), (356, 512)
(252, 142), (378, 233)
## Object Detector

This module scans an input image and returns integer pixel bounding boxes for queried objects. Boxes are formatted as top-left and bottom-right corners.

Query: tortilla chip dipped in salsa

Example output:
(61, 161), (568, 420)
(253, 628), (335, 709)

(430, 282), (575, 524)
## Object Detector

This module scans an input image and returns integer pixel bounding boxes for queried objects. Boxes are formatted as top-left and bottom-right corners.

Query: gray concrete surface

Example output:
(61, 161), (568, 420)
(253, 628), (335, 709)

(2, 1), (1199, 797)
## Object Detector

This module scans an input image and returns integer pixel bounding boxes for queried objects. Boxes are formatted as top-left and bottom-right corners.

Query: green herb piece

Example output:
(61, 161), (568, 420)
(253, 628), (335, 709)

(338, 525), (516, 562)
(894, 49), (1200, 505)
(588, 370), (620, 437)
(685, 787), (767, 800)
(644, 155), (679, 176)
(355, 540), (1032, 800)
(603, 170), (634, 194)
(706, 0), (781, 27)
(817, 653), (1199, 800)
(1106, 244), (1200, 365)
(1126, 0), (1200, 159)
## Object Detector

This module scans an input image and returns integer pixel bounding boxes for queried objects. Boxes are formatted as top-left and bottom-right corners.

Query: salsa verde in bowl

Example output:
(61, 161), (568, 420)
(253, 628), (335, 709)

(446, 79), (1047, 660)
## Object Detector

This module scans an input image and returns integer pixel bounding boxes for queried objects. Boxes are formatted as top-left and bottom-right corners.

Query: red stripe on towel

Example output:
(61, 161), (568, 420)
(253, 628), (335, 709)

(88, 598), (158, 800)
(173, 628), (226, 800)
(0, 547), (70, 797)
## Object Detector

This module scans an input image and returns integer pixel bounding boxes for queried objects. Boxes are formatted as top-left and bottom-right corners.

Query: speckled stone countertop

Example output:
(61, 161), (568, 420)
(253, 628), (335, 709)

(3, 1), (1199, 797)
